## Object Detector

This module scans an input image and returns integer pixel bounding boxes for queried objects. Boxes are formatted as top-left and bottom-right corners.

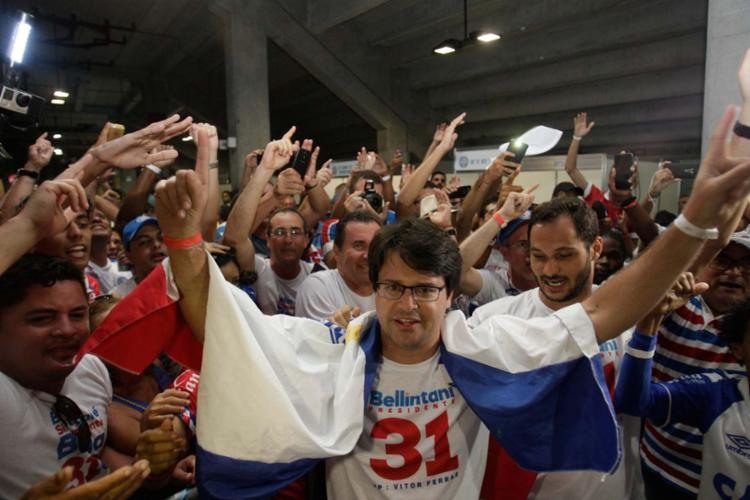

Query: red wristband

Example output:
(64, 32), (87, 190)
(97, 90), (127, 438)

(163, 233), (203, 249)
(622, 198), (638, 210)
(492, 212), (506, 227)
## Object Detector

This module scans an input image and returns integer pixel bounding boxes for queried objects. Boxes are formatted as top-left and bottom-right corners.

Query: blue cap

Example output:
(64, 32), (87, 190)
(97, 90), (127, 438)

(496, 210), (532, 245)
(122, 215), (159, 249)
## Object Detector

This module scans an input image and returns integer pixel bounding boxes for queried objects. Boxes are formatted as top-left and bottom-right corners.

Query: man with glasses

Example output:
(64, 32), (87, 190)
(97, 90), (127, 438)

(642, 230), (750, 498)
(254, 208), (313, 315)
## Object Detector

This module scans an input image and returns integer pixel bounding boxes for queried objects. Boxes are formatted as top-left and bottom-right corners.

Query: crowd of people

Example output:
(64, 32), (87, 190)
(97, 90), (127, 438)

(1, 48), (750, 500)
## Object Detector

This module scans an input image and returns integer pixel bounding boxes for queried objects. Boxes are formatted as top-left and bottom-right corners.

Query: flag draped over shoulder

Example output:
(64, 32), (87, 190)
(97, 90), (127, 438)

(78, 254), (621, 499)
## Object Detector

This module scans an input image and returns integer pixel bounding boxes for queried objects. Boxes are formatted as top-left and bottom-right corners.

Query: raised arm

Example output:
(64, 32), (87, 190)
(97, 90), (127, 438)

(194, 123), (221, 242)
(564, 112), (595, 189)
(458, 186), (536, 297)
(583, 106), (750, 343)
(0, 179), (88, 275)
(0, 132), (53, 224)
(223, 127), (298, 271)
(396, 112), (465, 218)
(455, 152), (515, 241)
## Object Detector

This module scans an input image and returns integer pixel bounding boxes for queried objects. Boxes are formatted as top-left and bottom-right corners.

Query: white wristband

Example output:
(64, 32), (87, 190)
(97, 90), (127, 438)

(572, 135), (583, 141)
(381, 175), (391, 181)
(145, 164), (161, 175)
(672, 213), (719, 240)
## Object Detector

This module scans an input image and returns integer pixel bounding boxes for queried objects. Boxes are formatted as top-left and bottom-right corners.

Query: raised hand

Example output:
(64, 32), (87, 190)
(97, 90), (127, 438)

(435, 112), (466, 154)
(154, 125), (209, 239)
(172, 454), (196, 486)
(486, 151), (519, 183)
(149, 145), (176, 169)
(259, 126), (298, 172)
(444, 175), (462, 194)
(135, 418), (187, 475)
(648, 161), (677, 198)
(274, 168), (305, 197)
(315, 159), (333, 188)
(497, 184), (538, 221)
(20, 460), (150, 500)
(18, 179), (88, 239)
(682, 106), (750, 230)
(26, 132), (53, 172)
(433, 122), (447, 143)
(389, 149), (404, 173)
(244, 148), (265, 171)
(91, 114), (193, 168)
(573, 112), (595, 138)
(498, 167), (524, 206)
(428, 189), (453, 228)
(399, 163), (414, 189)
(638, 272), (709, 334)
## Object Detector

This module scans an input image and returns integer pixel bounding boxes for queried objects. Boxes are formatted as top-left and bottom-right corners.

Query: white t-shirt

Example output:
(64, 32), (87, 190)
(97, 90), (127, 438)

(469, 288), (640, 500)
(472, 268), (519, 307)
(0, 355), (112, 498)
(86, 259), (132, 294)
(326, 351), (489, 499)
(255, 255), (313, 316)
(482, 247), (508, 274)
(295, 269), (376, 321)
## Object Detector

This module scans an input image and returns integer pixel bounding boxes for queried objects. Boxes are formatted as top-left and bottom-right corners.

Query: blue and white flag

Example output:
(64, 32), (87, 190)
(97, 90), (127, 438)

(83, 255), (620, 498)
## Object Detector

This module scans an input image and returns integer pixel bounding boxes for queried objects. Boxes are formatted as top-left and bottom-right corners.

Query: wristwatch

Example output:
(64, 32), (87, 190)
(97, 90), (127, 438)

(16, 168), (39, 180)
(734, 121), (750, 139)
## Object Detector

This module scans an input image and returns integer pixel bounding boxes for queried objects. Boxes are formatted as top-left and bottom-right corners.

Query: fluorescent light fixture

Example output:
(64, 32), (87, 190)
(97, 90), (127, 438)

(53, 90), (69, 98)
(52, 133), (62, 139)
(50, 98), (65, 105)
(433, 39), (461, 55)
(476, 32), (501, 43)
(181, 135), (193, 142)
(8, 13), (31, 66)
(54, 148), (63, 156)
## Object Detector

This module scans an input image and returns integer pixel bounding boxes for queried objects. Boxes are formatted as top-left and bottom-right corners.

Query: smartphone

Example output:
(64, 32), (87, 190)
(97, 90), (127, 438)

(507, 139), (528, 165)
(420, 194), (439, 218)
(449, 185), (472, 200)
(613, 152), (634, 189)
(107, 123), (125, 141)
(667, 161), (698, 179)
(288, 148), (311, 177)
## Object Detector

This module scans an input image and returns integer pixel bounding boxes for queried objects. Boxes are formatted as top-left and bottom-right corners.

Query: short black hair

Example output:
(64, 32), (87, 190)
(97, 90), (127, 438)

(368, 218), (461, 293)
(334, 211), (382, 249)
(528, 197), (599, 247)
(721, 298), (750, 347)
(0, 254), (86, 315)
(349, 170), (383, 193)
(602, 229), (631, 260)
(267, 207), (308, 234)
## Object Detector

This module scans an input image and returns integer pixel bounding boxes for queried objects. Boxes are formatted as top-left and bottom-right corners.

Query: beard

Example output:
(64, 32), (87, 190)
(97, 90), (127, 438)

(537, 262), (591, 304)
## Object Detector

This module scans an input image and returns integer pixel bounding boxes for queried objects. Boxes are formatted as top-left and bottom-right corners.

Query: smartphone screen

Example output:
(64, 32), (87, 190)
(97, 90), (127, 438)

(507, 140), (528, 165)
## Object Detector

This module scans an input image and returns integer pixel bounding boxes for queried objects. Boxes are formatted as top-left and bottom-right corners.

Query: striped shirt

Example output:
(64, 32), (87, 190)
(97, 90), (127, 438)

(642, 296), (743, 494)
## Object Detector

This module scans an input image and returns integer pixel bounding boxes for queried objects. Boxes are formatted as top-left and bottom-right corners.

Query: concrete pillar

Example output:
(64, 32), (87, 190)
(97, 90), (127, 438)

(218, 0), (271, 188)
(702, 1), (750, 155)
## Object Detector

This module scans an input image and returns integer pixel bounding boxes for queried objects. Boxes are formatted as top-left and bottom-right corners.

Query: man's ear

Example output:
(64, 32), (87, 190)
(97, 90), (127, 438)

(591, 236), (604, 262)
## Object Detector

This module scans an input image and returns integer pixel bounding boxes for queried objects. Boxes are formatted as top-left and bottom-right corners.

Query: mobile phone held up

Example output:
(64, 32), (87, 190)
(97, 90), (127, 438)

(613, 152), (634, 189)
(419, 194), (438, 218)
(288, 148), (311, 177)
(449, 185), (472, 200)
(507, 139), (528, 165)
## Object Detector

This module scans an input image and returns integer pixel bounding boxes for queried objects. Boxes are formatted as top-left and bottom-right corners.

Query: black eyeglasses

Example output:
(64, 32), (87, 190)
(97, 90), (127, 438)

(710, 254), (750, 275)
(54, 394), (92, 453)
(375, 282), (445, 302)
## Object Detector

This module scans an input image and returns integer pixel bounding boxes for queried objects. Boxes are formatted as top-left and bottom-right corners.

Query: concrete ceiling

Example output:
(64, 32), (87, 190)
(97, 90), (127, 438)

(0, 0), (708, 174)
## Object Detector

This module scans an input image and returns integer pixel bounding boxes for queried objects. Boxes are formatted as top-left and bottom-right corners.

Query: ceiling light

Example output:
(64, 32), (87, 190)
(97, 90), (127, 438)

(8, 13), (31, 66)
(52, 133), (62, 139)
(54, 148), (63, 156)
(433, 39), (461, 55)
(53, 90), (69, 98)
(476, 32), (501, 43)
(50, 98), (65, 105)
